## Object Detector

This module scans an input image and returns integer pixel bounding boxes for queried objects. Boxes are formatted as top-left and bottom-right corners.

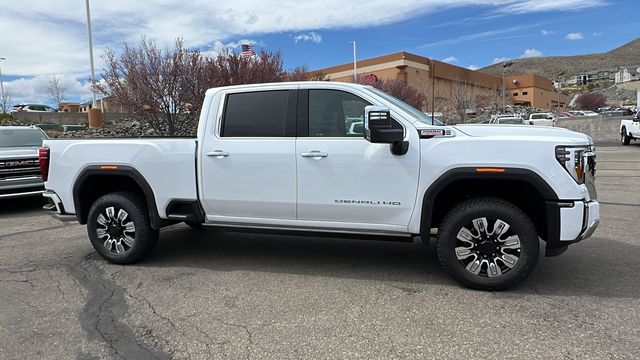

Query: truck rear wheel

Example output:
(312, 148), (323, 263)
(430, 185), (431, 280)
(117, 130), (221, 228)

(621, 128), (631, 145)
(87, 191), (158, 264)
(436, 197), (539, 291)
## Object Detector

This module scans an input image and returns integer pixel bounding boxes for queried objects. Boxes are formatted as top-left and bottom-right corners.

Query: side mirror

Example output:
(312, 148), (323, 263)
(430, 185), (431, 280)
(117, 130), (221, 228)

(364, 105), (403, 144)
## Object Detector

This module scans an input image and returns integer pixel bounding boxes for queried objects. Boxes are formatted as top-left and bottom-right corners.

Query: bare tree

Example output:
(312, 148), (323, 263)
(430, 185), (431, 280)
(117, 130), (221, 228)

(99, 37), (321, 136)
(448, 77), (478, 124)
(0, 88), (11, 113)
(356, 75), (426, 109)
(47, 75), (67, 109)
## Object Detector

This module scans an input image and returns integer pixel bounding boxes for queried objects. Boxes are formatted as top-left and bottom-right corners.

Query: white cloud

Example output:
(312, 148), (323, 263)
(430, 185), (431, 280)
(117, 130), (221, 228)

(493, 57), (511, 64)
(541, 29), (554, 35)
(593, 32), (603, 36)
(468, 65), (480, 70)
(521, 48), (543, 58)
(3, 74), (92, 106)
(442, 56), (459, 63)
(565, 32), (584, 40)
(293, 32), (322, 44)
(0, 1), (609, 78)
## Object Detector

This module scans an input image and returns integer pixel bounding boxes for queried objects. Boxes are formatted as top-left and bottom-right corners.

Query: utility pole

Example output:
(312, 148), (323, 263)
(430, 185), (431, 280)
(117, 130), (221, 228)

(0, 58), (6, 113)
(350, 41), (357, 82)
(501, 61), (513, 114)
(556, 72), (565, 116)
(431, 59), (435, 125)
(85, 0), (97, 109)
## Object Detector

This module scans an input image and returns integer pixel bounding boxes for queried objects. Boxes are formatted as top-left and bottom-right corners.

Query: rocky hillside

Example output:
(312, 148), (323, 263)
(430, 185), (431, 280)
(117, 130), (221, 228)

(481, 38), (640, 79)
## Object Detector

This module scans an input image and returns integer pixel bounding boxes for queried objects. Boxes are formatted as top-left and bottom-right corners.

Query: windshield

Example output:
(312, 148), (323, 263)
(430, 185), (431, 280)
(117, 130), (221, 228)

(531, 114), (547, 119)
(0, 128), (47, 147)
(365, 87), (439, 125)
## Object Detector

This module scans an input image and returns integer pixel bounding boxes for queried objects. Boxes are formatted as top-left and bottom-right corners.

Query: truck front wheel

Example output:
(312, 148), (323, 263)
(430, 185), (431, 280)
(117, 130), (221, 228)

(436, 197), (539, 291)
(87, 191), (159, 264)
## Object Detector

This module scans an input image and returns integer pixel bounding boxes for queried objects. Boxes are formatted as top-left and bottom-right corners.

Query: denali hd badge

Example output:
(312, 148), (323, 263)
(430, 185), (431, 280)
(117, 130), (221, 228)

(335, 200), (401, 206)
(419, 129), (445, 138)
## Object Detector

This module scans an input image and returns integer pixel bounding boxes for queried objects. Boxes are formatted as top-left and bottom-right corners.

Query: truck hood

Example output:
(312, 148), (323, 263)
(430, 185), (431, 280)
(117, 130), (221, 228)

(451, 124), (592, 144)
(0, 146), (39, 159)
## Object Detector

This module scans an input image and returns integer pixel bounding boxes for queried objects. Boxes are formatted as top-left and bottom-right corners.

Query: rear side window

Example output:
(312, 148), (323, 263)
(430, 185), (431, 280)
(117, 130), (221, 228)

(222, 91), (290, 137)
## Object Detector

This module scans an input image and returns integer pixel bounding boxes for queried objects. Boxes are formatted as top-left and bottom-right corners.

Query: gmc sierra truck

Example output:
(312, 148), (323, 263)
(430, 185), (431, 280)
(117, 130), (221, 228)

(0, 126), (48, 199)
(41, 82), (599, 290)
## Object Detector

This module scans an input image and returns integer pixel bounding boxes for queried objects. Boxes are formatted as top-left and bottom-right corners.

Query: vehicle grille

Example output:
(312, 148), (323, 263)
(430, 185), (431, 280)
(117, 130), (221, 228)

(0, 158), (41, 180)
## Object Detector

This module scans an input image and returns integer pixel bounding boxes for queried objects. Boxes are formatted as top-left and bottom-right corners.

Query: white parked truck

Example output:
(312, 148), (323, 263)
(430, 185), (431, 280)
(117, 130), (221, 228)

(41, 82), (600, 290)
(620, 111), (640, 145)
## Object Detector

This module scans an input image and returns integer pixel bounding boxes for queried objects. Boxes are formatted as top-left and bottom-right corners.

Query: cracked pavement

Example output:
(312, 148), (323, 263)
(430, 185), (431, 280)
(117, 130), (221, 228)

(1, 145), (639, 359)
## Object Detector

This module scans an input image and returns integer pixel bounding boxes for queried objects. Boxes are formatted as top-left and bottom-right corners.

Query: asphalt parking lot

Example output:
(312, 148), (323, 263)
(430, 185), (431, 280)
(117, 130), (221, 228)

(1, 145), (639, 360)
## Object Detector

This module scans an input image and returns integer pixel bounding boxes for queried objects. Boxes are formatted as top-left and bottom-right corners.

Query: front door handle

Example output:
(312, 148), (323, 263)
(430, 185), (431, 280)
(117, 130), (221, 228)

(206, 150), (229, 158)
(301, 151), (328, 158)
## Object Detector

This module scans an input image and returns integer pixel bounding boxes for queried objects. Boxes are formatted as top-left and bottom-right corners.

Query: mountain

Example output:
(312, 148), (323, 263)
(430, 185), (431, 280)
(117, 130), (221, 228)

(480, 38), (640, 79)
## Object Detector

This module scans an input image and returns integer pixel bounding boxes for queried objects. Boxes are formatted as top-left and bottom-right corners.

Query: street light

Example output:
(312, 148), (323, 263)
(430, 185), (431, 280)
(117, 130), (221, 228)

(0, 57), (6, 113)
(85, 0), (97, 109)
(556, 72), (565, 116)
(501, 61), (513, 114)
(349, 41), (357, 82)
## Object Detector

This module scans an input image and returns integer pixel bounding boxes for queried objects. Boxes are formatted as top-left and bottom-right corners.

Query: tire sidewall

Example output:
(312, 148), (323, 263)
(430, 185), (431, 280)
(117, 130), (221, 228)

(87, 192), (158, 264)
(437, 200), (539, 290)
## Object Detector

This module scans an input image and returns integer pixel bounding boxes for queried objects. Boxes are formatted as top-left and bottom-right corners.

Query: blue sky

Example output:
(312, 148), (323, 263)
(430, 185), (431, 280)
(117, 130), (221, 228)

(0, 0), (638, 105)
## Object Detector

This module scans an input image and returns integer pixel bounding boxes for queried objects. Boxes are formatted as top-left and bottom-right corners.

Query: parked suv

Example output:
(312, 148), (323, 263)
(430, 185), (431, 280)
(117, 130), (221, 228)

(0, 126), (48, 199)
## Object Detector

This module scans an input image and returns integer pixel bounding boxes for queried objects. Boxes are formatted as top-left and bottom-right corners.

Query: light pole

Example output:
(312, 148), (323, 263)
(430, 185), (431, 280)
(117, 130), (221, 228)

(0, 57), (6, 113)
(349, 41), (357, 82)
(501, 61), (513, 114)
(85, 0), (97, 109)
(556, 72), (565, 116)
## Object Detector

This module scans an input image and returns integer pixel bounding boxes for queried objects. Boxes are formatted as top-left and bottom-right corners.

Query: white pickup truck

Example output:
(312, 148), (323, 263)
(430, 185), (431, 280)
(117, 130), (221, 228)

(41, 82), (599, 290)
(620, 111), (640, 145)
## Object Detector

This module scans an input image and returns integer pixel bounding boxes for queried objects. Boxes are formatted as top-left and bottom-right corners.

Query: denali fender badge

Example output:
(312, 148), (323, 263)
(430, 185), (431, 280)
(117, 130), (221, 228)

(335, 200), (401, 206)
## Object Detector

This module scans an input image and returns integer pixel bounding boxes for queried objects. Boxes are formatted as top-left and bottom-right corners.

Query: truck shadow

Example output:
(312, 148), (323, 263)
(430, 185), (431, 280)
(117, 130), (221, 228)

(0, 197), (47, 217)
(141, 225), (640, 299)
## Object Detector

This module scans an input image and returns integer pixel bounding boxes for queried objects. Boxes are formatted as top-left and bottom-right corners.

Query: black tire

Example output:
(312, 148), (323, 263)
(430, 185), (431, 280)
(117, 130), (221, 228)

(184, 221), (203, 230)
(87, 191), (159, 264)
(621, 127), (631, 145)
(436, 197), (539, 291)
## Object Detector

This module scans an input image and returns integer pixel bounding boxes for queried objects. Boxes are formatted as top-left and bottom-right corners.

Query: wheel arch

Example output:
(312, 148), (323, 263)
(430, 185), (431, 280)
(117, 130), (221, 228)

(72, 165), (161, 229)
(420, 167), (559, 242)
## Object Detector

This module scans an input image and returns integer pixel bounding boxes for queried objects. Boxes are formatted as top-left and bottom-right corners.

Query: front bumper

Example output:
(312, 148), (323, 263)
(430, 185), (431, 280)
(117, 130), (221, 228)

(545, 199), (599, 256)
(580, 200), (600, 240)
(0, 176), (44, 199)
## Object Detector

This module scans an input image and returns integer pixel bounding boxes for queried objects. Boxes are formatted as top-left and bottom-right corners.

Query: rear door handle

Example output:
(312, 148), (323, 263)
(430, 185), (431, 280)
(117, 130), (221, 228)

(301, 151), (328, 158)
(206, 150), (229, 158)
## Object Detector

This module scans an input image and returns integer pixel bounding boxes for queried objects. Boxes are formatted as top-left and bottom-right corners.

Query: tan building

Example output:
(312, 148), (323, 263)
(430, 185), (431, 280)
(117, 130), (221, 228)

(312, 51), (566, 111)
(80, 96), (124, 113)
(506, 74), (567, 109)
(59, 102), (81, 113)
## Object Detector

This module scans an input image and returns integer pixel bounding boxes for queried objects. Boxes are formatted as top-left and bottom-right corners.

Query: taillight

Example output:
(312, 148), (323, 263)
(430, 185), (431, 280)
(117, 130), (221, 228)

(39, 147), (50, 182)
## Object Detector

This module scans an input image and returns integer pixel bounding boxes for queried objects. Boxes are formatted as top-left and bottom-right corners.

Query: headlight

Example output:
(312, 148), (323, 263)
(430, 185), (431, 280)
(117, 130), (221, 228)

(555, 145), (596, 184)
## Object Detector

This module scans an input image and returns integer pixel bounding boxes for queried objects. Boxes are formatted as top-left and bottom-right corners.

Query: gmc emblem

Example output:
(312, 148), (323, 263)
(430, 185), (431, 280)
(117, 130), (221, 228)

(4, 160), (34, 167)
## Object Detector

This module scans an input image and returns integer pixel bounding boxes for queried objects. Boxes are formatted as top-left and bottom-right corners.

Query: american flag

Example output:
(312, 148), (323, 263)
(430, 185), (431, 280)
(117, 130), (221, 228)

(240, 44), (255, 59)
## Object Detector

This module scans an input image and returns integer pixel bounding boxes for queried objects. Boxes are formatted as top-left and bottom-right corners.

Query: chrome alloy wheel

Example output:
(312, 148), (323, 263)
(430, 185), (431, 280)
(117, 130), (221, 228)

(96, 206), (136, 254)
(454, 217), (522, 278)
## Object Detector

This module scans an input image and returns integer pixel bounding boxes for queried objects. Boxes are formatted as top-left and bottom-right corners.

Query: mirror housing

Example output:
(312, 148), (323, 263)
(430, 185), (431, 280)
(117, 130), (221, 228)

(364, 105), (404, 144)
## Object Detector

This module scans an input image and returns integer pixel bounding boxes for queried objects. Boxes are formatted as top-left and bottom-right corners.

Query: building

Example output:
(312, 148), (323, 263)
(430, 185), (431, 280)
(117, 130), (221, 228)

(568, 68), (616, 86)
(312, 51), (566, 111)
(80, 96), (123, 113)
(506, 74), (567, 109)
(58, 102), (81, 113)
(614, 66), (640, 84)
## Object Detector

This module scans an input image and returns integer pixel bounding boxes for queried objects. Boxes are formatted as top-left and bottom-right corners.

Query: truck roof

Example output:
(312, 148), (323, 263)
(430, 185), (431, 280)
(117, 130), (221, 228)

(205, 81), (371, 95)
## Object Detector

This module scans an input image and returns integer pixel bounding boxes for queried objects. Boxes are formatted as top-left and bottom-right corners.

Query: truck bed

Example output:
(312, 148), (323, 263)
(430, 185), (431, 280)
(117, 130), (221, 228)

(43, 138), (198, 217)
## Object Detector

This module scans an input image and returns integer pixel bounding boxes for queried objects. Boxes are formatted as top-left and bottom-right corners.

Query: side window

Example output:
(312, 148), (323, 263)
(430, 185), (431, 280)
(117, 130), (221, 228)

(221, 90), (290, 137)
(308, 90), (370, 137)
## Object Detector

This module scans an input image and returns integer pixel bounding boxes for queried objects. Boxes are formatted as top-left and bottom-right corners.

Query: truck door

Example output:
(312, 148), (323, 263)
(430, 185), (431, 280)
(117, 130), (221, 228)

(200, 89), (298, 220)
(295, 89), (420, 231)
